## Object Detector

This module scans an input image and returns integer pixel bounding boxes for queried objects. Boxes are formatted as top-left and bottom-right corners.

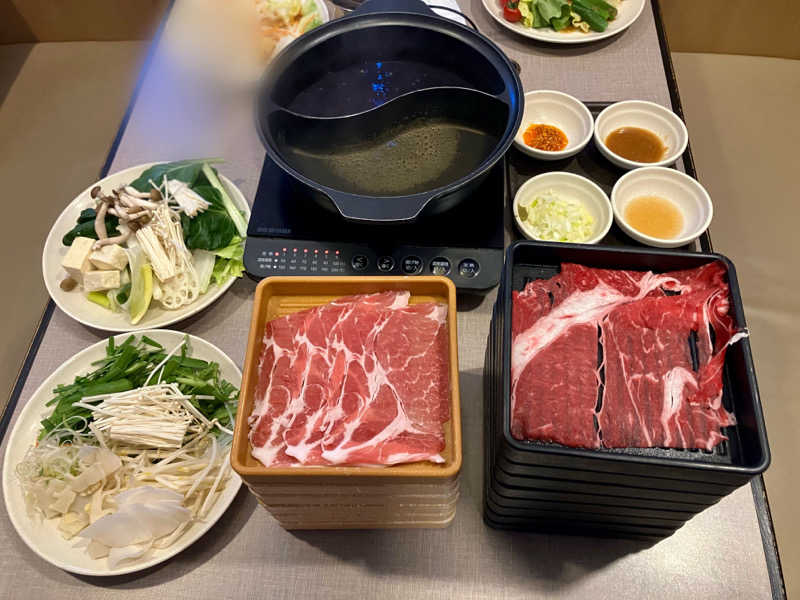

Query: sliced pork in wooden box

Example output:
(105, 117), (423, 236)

(231, 277), (462, 529)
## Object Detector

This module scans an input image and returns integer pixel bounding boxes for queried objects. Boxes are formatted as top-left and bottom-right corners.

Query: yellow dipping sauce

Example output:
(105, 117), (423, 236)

(624, 195), (684, 239)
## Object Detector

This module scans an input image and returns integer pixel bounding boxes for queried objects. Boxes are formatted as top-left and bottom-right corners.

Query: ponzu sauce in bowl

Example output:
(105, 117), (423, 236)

(624, 195), (684, 239)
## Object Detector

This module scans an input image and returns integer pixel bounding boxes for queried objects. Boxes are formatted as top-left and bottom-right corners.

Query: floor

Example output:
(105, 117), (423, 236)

(672, 53), (800, 596)
(0, 41), (797, 597)
(0, 41), (146, 413)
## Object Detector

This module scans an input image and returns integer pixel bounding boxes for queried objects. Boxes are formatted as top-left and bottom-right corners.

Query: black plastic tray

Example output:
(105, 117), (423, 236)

(493, 448), (741, 495)
(482, 507), (679, 540)
(493, 242), (770, 486)
(485, 485), (696, 520)
(485, 495), (689, 529)
(506, 101), (700, 251)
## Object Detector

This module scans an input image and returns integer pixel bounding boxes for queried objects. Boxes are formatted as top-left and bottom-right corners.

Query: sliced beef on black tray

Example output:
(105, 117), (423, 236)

(510, 261), (741, 451)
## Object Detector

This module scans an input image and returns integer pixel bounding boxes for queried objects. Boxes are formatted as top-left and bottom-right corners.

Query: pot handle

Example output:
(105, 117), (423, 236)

(323, 189), (433, 223)
(353, 0), (435, 17)
(426, 5), (480, 31)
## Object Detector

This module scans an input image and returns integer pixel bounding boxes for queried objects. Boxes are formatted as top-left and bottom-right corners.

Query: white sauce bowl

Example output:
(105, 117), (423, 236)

(594, 100), (689, 170)
(611, 167), (713, 248)
(513, 91), (594, 161)
(513, 172), (612, 244)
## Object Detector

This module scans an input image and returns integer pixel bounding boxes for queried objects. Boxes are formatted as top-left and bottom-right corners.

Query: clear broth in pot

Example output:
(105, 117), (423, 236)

(285, 116), (499, 196)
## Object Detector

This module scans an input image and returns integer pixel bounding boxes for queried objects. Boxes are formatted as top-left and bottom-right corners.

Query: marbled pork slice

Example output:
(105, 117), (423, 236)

(320, 302), (450, 466)
(249, 291), (409, 467)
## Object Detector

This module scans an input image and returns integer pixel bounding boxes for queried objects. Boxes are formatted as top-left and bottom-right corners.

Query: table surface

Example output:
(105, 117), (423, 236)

(0, 1), (777, 598)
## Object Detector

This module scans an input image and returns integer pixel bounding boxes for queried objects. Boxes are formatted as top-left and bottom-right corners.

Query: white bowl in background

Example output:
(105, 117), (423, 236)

(611, 167), (713, 248)
(513, 172), (612, 244)
(594, 100), (689, 170)
(513, 91), (594, 161)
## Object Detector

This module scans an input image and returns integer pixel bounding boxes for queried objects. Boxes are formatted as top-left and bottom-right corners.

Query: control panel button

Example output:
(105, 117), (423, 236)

(401, 256), (423, 274)
(351, 254), (369, 271)
(429, 257), (451, 276)
(377, 256), (395, 272)
(458, 258), (480, 278)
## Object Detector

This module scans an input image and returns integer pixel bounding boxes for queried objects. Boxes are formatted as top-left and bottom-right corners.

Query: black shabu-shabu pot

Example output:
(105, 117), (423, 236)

(256, 0), (523, 223)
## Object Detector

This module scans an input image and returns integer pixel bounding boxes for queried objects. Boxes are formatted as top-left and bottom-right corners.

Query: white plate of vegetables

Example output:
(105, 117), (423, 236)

(482, 0), (645, 44)
(42, 160), (251, 332)
(3, 330), (242, 576)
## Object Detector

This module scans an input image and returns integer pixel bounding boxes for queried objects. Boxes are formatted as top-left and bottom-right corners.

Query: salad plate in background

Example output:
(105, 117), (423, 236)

(482, 0), (645, 44)
(3, 330), (242, 576)
(43, 161), (251, 332)
(256, 0), (330, 58)
(164, 0), (330, 87)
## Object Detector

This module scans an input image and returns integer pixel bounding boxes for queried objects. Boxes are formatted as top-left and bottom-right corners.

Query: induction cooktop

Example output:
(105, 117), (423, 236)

(243, 155), (505, 290)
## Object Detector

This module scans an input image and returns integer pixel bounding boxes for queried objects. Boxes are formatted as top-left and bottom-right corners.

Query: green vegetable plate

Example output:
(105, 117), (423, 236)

(2, 330), (242, 576)
(482, 0), (645, 44)
(42, 162), (251, 332)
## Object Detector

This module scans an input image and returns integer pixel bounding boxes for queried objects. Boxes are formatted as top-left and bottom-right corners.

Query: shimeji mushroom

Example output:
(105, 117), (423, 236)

(94, 199), (109, 241)
(94, 231), (132, 249)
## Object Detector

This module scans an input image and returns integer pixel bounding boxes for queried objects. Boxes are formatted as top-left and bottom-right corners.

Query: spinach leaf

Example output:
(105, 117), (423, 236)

(180, 185), (237, 250)
(194, 184), (225, 209)
(62, 210), (120, 246)
(77, 208), (97, 224)
(129, 159), (218, 192)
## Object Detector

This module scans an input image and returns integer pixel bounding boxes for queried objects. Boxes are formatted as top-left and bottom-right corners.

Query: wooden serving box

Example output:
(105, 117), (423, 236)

(230, 276), (462, 523)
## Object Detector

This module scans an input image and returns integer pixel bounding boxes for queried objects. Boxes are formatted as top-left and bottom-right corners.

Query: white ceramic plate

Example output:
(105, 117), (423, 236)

(481, 0), (645, 44)
(42, 163), (250, 332)
(2, 330), (243, 577)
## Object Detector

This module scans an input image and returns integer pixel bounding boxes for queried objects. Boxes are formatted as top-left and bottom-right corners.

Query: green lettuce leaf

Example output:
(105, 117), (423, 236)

(213, 236), (244, 260)
(531, 1), (548, 27)
(550, 5), (573, 30)
(211, 255), (245, 287)
(207, 236), (245, 288)
(535, 0), (571, 29)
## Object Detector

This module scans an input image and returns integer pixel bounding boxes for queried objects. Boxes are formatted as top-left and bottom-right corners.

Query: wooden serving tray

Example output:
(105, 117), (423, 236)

(231, 276), (462, 487)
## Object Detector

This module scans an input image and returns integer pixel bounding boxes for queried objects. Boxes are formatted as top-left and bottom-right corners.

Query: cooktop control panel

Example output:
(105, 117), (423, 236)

(244, 238), (503, 290)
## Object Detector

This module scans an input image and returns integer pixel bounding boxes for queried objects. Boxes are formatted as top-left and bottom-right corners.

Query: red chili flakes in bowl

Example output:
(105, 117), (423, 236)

(523, 124), (568, 152)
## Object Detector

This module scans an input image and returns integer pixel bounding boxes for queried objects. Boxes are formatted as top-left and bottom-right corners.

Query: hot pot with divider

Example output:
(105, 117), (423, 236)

(256, 0), (523, 223)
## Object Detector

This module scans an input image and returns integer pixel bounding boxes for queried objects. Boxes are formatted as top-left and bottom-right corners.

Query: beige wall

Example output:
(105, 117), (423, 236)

(660, 0), (800, 60)
(0, 0), (169, 43)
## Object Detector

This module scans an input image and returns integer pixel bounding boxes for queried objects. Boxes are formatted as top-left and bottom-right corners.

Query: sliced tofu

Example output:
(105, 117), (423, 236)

(90, 244), (128, 271)
(83, 269), (121, 292)
(61, 236), (95, 283)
